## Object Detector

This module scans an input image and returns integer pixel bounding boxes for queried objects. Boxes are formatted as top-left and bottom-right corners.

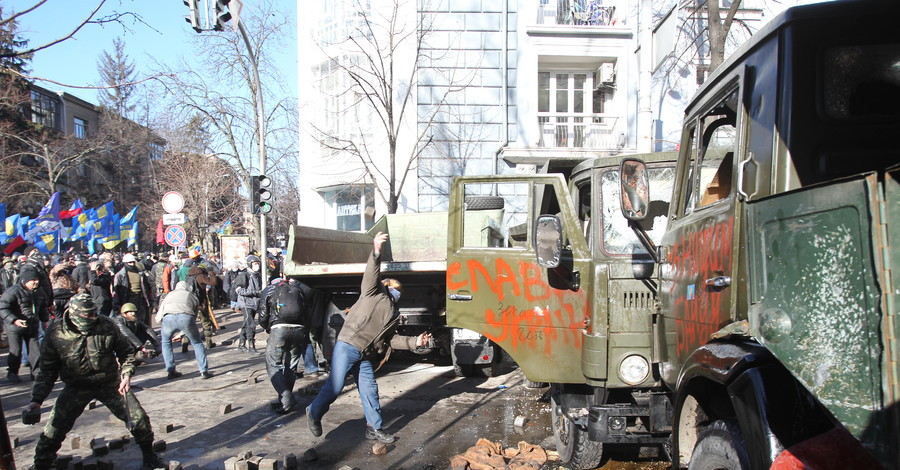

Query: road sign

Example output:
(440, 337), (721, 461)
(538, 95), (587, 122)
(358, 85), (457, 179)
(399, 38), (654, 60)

(164, 225), (187, 247)
(161, 191), (185, 214)
(162, 213), (186, 225)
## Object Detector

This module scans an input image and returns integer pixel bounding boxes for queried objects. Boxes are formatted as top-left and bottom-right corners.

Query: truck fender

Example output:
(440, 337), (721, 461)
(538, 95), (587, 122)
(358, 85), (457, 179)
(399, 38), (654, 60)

(672, 340), (832, 469)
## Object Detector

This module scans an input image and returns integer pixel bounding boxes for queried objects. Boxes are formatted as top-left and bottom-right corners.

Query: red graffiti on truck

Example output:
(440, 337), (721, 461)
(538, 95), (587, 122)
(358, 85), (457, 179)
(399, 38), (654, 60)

(667, 217), (734, 360)
(447, 258), (587, 354)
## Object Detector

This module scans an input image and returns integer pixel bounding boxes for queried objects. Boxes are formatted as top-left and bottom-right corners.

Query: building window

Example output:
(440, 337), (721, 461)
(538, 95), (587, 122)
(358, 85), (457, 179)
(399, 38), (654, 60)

(325, 185), (375, 232)
(537, 70), (612, 148)
(149, 142), (164, 161)
(74, 117), (87, 139)
(30, 90), (59, 129)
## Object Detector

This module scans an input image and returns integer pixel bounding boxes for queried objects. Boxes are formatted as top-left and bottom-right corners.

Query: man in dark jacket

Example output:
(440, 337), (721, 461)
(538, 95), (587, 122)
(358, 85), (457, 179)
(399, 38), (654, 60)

(70, 255), (91, 291)
(0, 270), (48, 382)
(113, 253), (153, 325)
(306, 232), (432, 443)
(18, 248), (53, 322)
(23, 294), (166, 470)
(235, 255), (263, 353)
(114, 302), (161, 363)
(259, 277), (311, 414)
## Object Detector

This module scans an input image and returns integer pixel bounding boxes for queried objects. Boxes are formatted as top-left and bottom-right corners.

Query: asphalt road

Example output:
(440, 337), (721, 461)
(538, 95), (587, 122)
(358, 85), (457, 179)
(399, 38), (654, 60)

(1, 308), (669, 470)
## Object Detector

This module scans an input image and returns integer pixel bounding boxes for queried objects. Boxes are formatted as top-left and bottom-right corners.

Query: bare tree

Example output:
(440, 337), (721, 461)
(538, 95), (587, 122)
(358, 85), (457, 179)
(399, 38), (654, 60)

(310, 0), (475, 214)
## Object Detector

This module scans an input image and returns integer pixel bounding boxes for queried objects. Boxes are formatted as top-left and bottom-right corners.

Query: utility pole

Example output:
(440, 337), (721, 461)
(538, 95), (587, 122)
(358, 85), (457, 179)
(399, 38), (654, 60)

(236, 21), (269, 286)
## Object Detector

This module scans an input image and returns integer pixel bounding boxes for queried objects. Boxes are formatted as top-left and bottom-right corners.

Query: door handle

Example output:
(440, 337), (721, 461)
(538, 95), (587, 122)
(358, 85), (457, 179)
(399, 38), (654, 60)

(705, 276), (731, 288)
(448, 293), (472, 301)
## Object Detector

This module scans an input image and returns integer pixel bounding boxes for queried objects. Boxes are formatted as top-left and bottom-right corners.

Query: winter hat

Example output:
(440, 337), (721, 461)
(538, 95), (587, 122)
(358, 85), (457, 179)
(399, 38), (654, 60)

(20, 270), (40, 284)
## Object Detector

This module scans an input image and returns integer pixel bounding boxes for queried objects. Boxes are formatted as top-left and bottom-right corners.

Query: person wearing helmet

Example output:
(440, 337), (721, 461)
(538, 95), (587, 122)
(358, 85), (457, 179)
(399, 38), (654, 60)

(114, 303), (161, 363)
(112, 253), (153, 325)
(23, 293), (166, 470)
(235, 254), (263, 353)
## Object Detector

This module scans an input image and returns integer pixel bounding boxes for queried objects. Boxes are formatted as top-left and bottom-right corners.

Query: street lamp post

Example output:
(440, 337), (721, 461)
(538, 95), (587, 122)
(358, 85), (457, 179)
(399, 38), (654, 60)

(237, 21), (269, 285)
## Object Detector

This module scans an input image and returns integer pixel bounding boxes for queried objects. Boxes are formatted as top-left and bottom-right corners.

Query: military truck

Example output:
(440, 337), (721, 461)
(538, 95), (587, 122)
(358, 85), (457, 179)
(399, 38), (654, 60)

(615, 2), (899, 469)
(446, 151), (678, 469)
(282, 208), (508, 375)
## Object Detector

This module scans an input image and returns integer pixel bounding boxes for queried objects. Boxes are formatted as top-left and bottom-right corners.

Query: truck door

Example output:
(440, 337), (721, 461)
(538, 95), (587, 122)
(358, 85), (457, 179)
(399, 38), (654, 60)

(661, 87), (741, 385)
(447, 175), (592, 384)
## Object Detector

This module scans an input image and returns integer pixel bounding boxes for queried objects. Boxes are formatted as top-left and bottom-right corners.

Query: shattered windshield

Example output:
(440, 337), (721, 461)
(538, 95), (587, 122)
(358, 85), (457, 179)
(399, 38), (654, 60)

(601, 166), (675, 255)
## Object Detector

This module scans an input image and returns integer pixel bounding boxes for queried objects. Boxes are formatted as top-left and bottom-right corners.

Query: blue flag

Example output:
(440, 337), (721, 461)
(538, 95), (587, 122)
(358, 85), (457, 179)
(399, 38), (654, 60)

(35, 192), (61, 223)
(33, 231), (58, 254)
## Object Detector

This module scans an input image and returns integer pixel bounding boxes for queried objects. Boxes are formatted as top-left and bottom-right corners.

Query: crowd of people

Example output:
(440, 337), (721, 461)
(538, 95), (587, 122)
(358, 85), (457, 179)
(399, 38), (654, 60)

(0, 234), (433, 470)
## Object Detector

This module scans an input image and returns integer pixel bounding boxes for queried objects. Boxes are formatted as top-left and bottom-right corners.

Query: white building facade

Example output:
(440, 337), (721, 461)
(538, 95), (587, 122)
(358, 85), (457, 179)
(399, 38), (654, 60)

(297, 0), (810, 230)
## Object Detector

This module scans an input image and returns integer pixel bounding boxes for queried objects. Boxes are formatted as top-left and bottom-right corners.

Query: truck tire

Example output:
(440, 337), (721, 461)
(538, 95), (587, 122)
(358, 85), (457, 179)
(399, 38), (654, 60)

(688, 420), (750, 470)
(552, 394), (604, 469)
(465, 196), (504, 210)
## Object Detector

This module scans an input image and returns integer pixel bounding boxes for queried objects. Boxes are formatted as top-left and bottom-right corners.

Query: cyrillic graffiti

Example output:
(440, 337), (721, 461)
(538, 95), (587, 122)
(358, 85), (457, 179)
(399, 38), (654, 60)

(668, 218), (734, 359)
(448, 258), (587, 354)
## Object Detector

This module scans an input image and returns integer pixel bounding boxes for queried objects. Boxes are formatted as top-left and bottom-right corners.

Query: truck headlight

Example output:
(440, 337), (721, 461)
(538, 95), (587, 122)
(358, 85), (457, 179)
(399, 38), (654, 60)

(618, 355), (650, 385)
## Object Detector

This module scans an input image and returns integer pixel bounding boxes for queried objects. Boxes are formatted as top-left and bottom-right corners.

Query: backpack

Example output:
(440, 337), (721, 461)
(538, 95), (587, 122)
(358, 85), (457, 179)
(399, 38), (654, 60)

(272, 281), (306, 325)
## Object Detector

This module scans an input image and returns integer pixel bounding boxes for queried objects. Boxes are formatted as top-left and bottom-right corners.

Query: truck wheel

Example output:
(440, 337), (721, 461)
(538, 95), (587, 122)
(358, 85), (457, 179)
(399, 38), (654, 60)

(551, 394), (604, 469)
(465, 196), (504, 210)
(688, 420), (750, 470)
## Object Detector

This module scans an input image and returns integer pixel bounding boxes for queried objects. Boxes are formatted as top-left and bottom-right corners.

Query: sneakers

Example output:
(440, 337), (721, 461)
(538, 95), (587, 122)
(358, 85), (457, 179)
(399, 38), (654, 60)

(181, 343), (189, 354)
(365, 427), (396, 443)
(201, 371), (215, 379)
(280, 391), (296, 413)
(166, 370), (182, 380)
(306, 406), (322, 437)
(7, 372), (20, 383)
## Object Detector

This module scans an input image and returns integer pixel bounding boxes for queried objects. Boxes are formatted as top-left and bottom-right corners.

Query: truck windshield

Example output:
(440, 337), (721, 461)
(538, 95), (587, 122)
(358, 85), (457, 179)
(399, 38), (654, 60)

(823, 44), (900, 119)
(600, 166), (675, 255)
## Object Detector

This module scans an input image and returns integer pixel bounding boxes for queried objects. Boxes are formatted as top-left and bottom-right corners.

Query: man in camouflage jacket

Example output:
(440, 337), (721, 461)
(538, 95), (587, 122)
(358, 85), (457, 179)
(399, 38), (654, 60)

(24, 294), (165, 470)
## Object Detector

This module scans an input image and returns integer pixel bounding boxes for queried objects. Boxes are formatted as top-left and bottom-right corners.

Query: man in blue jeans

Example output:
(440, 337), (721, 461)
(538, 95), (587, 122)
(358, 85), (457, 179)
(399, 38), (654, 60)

(156, 281), (213, 379)
(306, 232), (431, 443)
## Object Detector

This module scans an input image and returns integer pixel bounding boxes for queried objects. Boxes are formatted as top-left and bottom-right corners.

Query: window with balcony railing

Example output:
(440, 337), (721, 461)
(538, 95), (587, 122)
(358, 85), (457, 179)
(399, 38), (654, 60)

(538, 71), (618, 149)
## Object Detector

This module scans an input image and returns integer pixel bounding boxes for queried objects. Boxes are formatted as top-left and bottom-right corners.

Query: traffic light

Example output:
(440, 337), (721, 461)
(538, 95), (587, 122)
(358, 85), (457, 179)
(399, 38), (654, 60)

(214, 0), (232, 31)
(250, 175), (273, 214)
(183, 0), (202, 33)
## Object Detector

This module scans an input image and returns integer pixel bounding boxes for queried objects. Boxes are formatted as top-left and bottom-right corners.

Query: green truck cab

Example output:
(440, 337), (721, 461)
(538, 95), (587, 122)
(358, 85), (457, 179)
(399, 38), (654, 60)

(446, 152), (677, 469)
(619, 2), (899, 469)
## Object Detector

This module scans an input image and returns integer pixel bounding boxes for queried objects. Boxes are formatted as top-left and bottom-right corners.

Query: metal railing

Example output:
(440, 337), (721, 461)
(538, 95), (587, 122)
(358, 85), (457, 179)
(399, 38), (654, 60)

(537, 0), (616, 26)
(537, 113), (621, 149)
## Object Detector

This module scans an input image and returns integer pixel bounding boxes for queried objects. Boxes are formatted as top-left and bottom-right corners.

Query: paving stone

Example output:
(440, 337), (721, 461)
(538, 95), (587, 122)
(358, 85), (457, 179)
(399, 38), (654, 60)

(163, 423), (175, 433)
(234, 460), (249, 470)
(88, 401), (100, 410)
(97, 459), (114, 470)
(54, 455), (73, 470)
(220, 403), (234, 414)
(282, 454), (297, 469)
(107, 438), (125, 450)
(247, 456), (263, 470)
(257, 458), (278, 470)
(152, 439), (167, 452)
(69, 435), (81, 450)
(223, 457), (242, 470)
(168, 461), (182, 470)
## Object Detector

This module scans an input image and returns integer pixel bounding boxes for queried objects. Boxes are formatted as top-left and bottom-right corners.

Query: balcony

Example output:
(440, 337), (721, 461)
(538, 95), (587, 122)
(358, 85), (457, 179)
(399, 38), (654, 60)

(537, 0), (617, 26)
(537, 113), (622, 149)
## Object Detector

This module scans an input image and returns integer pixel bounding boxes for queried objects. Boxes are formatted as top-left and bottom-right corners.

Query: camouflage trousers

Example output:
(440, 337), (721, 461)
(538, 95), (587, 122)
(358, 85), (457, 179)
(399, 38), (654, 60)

(34, 381), (154, 469)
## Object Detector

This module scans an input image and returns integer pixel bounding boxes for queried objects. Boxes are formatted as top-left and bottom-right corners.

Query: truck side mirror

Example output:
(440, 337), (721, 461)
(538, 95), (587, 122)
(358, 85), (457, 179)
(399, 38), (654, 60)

(534, 215), (562, 269)
(620, 159), (649, 221)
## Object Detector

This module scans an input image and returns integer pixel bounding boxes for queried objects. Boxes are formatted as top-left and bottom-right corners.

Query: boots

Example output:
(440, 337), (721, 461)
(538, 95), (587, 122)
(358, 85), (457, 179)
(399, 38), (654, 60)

(237, 338), (247, 352)
(140, 441), (166, 470)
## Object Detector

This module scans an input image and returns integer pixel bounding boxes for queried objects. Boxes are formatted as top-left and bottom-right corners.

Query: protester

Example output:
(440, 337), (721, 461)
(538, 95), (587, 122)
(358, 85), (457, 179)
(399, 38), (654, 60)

(113, 253), (153, 324)
(89, 260), (114, 317)
(114, 302), (161, 364)
(18, 248), (53, 322)
(0, 270), (47, 382)
(70, 255), (90, 291)
(222, 260), (245, 314)
(235, 255), (263, 353)
(306, 232), (432, 443)
(24, 294), (166, 470)
(156, 281), (213, 380)
(259, 277), (309, 413)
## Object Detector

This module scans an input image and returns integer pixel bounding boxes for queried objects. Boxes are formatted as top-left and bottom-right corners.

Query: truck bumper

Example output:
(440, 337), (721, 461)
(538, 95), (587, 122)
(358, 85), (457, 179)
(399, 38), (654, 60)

(587, 393), (671, 444)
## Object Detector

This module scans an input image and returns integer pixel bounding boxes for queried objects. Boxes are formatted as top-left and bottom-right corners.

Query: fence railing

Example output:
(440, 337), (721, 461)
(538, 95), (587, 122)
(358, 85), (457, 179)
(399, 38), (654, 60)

(537, 113), (622, 149)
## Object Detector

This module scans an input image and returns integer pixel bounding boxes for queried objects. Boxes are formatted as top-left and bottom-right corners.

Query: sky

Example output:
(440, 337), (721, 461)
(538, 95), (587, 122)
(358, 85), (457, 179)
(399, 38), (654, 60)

(6, 0), (298, 107)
